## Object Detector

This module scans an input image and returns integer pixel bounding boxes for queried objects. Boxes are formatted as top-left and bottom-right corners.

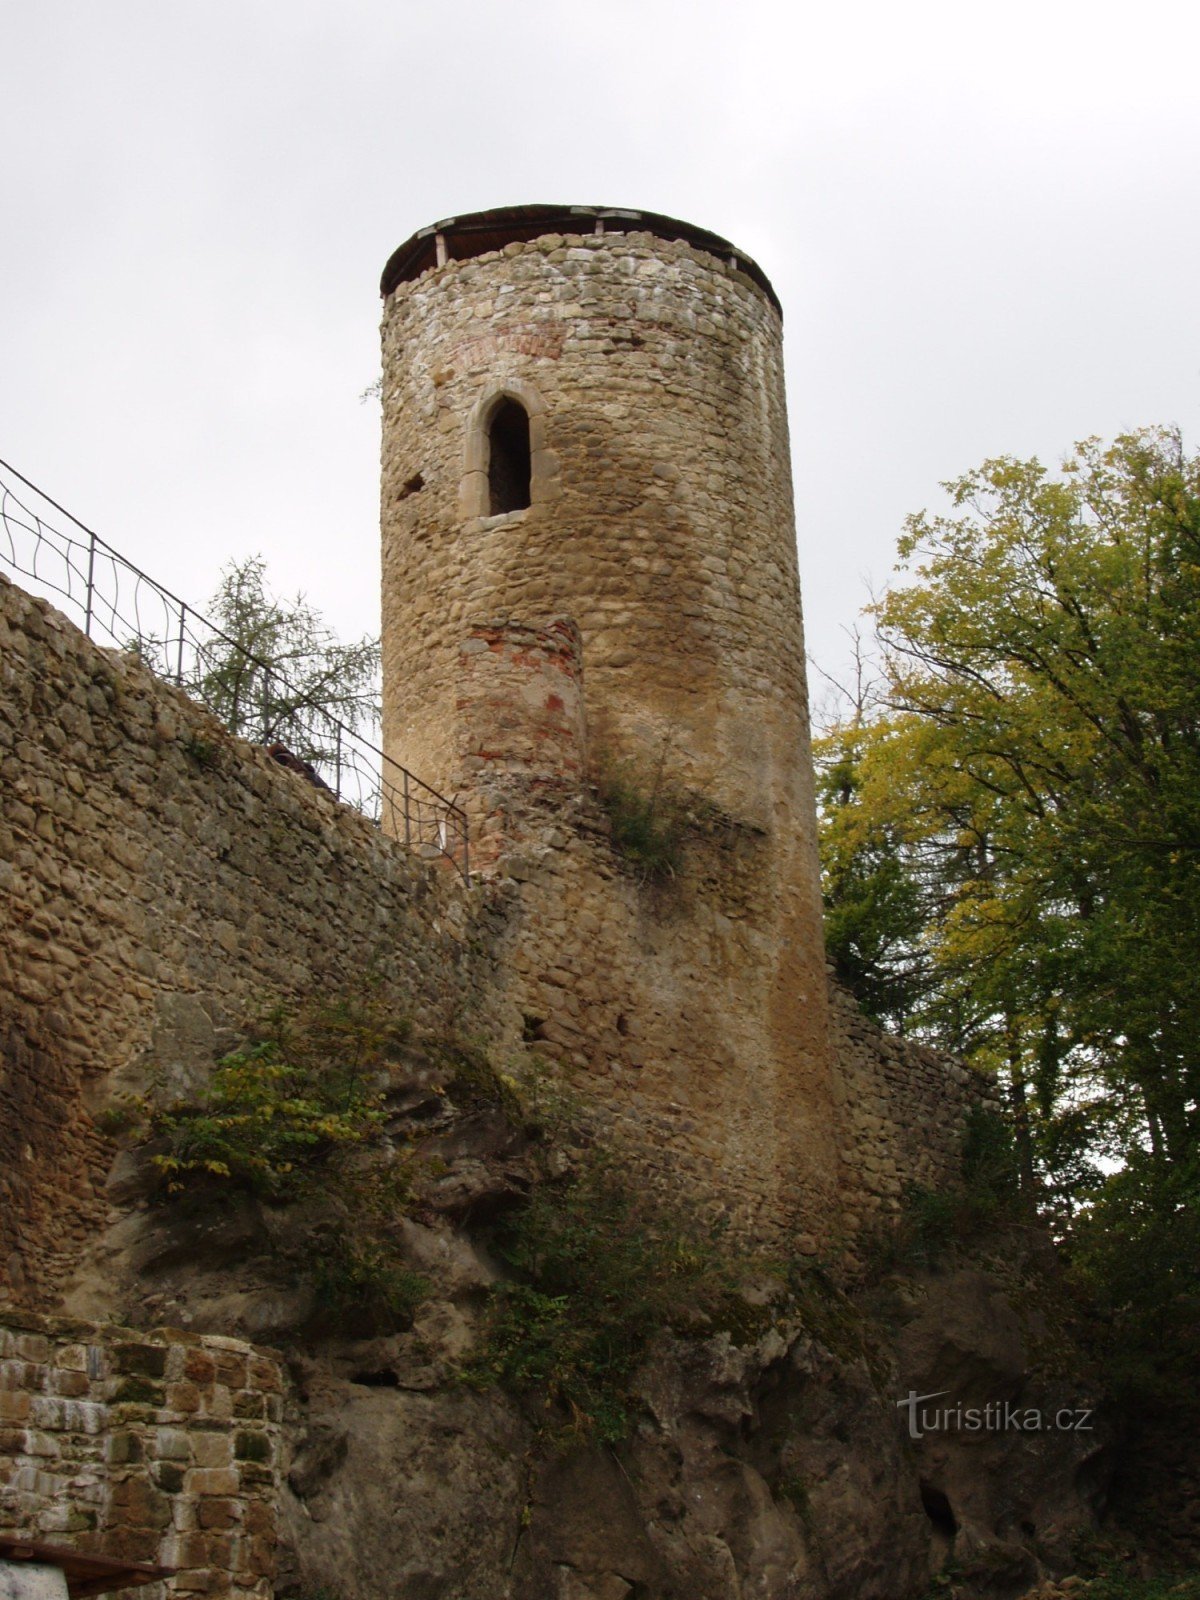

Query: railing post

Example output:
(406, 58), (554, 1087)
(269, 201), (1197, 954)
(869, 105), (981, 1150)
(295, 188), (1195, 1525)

(84, 532), (96, 638)
(175, 602), (187, 686)
(461, 811), (469, 882)
(403, 768), (411, 848)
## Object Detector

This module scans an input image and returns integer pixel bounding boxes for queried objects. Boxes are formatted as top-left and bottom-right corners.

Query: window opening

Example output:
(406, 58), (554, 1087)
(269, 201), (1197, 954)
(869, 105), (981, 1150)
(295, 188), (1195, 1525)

(487, 398), (532, 514)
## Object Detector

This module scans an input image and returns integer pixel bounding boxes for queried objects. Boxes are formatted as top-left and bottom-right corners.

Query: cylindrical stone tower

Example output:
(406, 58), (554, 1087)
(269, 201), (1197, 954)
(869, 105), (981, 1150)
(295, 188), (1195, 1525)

(379, 205), (840, 1233)
(381, 205), (818, 842)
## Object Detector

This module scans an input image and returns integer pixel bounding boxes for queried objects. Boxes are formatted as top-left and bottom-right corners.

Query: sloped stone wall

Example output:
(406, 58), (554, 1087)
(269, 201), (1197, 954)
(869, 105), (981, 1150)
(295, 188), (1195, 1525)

(0, 1311), (280, 1600)
(0, 574), (494, 1308)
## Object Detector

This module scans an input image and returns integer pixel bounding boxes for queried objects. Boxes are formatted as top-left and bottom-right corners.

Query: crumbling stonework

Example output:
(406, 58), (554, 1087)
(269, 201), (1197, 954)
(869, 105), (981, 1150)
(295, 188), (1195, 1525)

(0, 1312), (280, 1600)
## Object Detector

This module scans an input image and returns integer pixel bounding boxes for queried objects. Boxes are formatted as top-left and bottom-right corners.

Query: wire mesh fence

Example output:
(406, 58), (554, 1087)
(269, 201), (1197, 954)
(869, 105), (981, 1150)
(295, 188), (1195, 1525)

(0, 459), (468, 879)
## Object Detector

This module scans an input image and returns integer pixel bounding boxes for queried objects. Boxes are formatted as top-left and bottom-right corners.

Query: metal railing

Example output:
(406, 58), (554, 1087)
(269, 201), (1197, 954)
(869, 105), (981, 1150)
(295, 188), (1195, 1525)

(0, 459), (468, 880)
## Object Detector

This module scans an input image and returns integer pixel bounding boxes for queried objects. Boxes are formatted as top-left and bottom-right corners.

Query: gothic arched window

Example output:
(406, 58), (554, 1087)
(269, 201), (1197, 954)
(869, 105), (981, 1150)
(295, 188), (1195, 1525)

(461, 379), (555, 521)
(487, 398), (532, 515)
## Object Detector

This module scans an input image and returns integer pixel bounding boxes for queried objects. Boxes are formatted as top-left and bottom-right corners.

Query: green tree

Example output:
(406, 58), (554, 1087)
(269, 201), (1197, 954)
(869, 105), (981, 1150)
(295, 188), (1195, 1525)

(188, 555), (380, 758)
(816, 427), (1200, 1203)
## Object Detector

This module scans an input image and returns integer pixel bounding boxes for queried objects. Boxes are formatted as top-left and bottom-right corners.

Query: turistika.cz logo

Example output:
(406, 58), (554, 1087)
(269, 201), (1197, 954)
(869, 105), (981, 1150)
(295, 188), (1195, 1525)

(896, 1390), (1094, 1441)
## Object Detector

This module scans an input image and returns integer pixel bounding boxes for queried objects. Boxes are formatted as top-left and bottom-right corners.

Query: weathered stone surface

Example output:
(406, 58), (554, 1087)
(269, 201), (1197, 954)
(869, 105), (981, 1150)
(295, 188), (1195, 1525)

(0, 1314), (280, 1600)
(0, 568), (988, 1294)
(0, 573), (495, 1310)
(380, 223), (845, 1238)
(276, 1266), (1110, 1600)
(828, 980), (1004, 1228)
(0, 1562), (68, 1600)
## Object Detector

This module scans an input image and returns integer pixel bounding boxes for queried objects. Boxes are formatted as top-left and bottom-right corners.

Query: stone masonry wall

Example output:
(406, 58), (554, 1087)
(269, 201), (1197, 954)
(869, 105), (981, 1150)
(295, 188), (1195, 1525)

(0, 574), (494, 1309)
(379, 228), (814, 839)
(456, 617), (587, 868)
(474, 789), (843, 1243)
(827, 979), (1001, 1234)
(0, 1311), (280, 1600)
(1, 568), (990, 1289)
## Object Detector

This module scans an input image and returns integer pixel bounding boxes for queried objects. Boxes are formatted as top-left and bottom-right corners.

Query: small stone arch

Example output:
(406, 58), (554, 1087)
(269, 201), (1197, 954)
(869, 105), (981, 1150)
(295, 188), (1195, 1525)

(460, 378), (557, 521)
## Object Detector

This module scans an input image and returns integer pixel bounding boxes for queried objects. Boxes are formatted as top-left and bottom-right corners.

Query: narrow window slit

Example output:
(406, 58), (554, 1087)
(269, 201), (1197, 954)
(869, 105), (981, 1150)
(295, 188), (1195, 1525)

(487, 399), (532, 515)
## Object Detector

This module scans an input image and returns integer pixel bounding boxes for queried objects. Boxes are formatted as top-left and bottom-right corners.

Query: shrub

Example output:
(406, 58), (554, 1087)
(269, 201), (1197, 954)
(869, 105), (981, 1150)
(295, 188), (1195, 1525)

(142, 990), (431, 1339)
(148, 995), (408, 1199)
(94, 1097), (146, 1137)
(467, 1166), (754, 1442)
(150, 1039), (383, 1199)
(1066, 1153), (1200, 1404)
(593, 751), (689, 882)
(1088, 1578), (1200, 1600)
(960, 1105), (1021, 1216)
(432, 1037), (524, 1121)
(868, 1107), (1023, 1272)
(311, 1234), (429, 1336)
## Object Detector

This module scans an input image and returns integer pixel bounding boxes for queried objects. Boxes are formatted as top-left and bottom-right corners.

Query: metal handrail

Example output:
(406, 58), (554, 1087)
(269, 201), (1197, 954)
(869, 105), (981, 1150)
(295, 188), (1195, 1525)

(0, 458), (468, 881)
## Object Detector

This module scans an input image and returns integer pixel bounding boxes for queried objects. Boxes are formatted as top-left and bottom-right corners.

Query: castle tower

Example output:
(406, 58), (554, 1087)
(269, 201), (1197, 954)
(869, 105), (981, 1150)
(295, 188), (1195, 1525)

(379, 205), (842, 1236)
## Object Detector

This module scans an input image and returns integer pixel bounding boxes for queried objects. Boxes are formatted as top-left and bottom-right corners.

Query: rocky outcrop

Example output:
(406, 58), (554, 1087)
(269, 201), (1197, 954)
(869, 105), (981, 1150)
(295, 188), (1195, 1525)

(272, 1271), (1109, 1600)
(45, 1035), (1110, 1600)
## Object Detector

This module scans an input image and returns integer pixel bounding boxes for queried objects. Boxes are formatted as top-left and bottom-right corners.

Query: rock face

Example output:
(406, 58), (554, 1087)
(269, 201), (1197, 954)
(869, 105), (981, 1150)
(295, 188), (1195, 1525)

(47, 1044), (1109, 1600)
(271, 1273), (1109, 1600)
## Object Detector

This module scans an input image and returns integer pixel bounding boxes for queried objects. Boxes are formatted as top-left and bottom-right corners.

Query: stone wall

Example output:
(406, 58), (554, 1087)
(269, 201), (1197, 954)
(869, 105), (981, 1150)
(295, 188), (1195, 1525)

(379, 227), (814, 842)
(827, 980), (1001, 1233)
(0, 569), (989, 1295)
(477, 788), (844, 1242)
(0, 574), (493, 1308)
(0, 1311), (280, 1600)
(456, 616), (587, 867)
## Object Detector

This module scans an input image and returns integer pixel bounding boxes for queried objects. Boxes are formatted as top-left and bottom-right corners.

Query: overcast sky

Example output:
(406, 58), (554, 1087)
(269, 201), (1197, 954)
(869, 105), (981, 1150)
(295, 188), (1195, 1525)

(3, 0), (1198, 721)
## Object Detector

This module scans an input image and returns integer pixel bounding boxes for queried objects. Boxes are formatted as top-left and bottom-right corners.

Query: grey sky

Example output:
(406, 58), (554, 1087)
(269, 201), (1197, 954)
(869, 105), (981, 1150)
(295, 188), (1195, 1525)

(3, 0), (1198, 714)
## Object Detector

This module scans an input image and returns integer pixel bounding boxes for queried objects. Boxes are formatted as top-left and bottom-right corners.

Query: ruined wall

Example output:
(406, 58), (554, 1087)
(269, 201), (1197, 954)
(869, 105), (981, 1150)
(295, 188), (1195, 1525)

(0, 574), (492, 1308)
(827, 980), (1002, 1233)
(0, 1311), (280, 1600)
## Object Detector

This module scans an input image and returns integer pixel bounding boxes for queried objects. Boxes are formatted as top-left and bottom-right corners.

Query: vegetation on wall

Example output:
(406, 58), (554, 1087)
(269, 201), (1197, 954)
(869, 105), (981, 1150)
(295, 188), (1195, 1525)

(148, 997), (407, 1198)
(128, 992), (430, 1334)
(592, 747), (690, 882)
(466, 1164), (766, 1443)
(872, 1106), (1025, 1272)
(813, 425), (1200, 1393)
